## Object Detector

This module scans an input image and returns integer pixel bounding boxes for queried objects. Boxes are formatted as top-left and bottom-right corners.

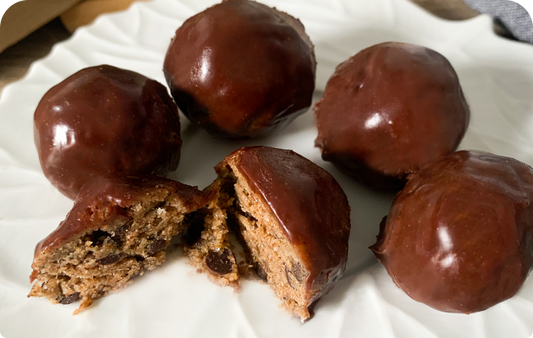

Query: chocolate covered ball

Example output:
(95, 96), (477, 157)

(315, 42), (470, 189)
(215, 146), (351, 321)
(371, 150), (533, 313)
(34, 65), (182, 199)
(163, 0), (316, 138)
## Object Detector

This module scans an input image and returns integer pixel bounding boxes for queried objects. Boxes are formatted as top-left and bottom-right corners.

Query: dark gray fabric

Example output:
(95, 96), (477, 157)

(463, 0), (533, 43)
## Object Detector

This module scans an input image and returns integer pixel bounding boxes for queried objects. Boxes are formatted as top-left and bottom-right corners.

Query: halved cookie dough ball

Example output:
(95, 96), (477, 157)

(215, 146), (351, 321)
(29, 175), (209, 314)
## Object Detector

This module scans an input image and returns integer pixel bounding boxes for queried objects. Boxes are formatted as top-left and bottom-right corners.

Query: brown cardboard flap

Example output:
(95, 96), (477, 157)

(0, 0), (83, 53)
(61, 0), (147, 33)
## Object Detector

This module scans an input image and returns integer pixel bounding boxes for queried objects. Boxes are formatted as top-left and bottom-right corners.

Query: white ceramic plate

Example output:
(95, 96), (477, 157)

(1, 0), (533, 337)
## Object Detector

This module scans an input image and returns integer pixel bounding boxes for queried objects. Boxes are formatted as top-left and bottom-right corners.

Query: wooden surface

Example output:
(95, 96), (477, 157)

(0, 0), (83, 53)
(61, 0), (149, 32)
(0, 18), (71, 92)
(0, 0), (490, 96)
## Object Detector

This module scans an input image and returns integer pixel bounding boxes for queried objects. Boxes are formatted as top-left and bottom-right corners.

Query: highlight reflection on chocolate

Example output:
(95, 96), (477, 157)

(164, 0), (316, 138)
(371, 150), (533, 313)
(34, 65), (182, 199)
(315, 42), (470, 189)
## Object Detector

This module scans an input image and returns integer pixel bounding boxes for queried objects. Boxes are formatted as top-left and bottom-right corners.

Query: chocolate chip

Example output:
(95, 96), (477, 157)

(114, 220), (132, 236)
(285, 265), (295, 289)
(291, 261), (304, 283)
(241, 210), (257, 223)
(89, 230), (111, 246)
(60, 292), (80, 304)
(113, 238), (124, 248)
(205, 249), (233, 275)
(111, 220), (132, 247)
(97, 254), (123, 265)
(149, 239), (167, 255)
(134, 255), (145, 262)
(255, 261), (268, 281)
(284, 261), (305, 289)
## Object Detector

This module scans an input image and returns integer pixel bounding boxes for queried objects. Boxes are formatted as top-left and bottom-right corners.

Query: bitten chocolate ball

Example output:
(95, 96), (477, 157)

(34, 65), (182, 199)
(215, 146), (351, 321)
(163, 0), (316, 138)
(29, 175), (210, 314)
(315, 42), (470, 189)
(370, 151), (533, 313)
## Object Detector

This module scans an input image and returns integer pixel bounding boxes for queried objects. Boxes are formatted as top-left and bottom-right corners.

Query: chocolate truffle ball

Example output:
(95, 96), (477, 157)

(370, 150), (533, 313)
(215, 146), (351, 321)
(34, 65), (182, 199)
(315, 42), (470, 189)
(163, 0), (316, 138)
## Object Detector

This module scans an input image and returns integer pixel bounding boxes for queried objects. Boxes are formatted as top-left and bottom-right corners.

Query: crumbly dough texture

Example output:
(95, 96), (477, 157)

(29, 185), (202, 314)
(182, 180), (240, 287)
(216, 165), (314, 321)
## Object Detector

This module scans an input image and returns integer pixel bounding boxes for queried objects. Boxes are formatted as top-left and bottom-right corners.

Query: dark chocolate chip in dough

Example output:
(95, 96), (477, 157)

(285, 261), (305, 289)
(114, 220), (132, 237)
(291, 261), (304, 283)
(205, 249), (233, 275)
(285, 265), (296, 289)
(149, 239), (167, 255)
(60, 292), (80, 305)
(97, 254), (123, 265)
(111, 236), (124, 248)
(255, 261), (268, 281)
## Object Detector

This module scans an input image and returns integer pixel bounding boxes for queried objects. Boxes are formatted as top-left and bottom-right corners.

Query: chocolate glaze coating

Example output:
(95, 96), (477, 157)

(217, 146), (351, 300)
(34, 65), (182, 199)
(32, 175), (208, 259)
(164, 0), (316, 138)
(370, 151), (533, 313)
(315, 42), (470, 189)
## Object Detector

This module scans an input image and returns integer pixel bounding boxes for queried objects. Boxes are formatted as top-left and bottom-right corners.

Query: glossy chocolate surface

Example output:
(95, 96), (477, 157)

(218, 146), (351, 298)
(34, 65), (182, 199)
(315, 42), (470, 189)
(164, 0), (316, 138)
(371, 151), (533, 313)
(33, 175), (207, 257)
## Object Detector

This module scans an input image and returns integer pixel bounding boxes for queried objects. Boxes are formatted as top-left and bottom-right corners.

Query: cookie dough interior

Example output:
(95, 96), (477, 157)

(29, 189), (198, 314)
(182, 180), (239, 287)
(216, 165), (314, 321)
